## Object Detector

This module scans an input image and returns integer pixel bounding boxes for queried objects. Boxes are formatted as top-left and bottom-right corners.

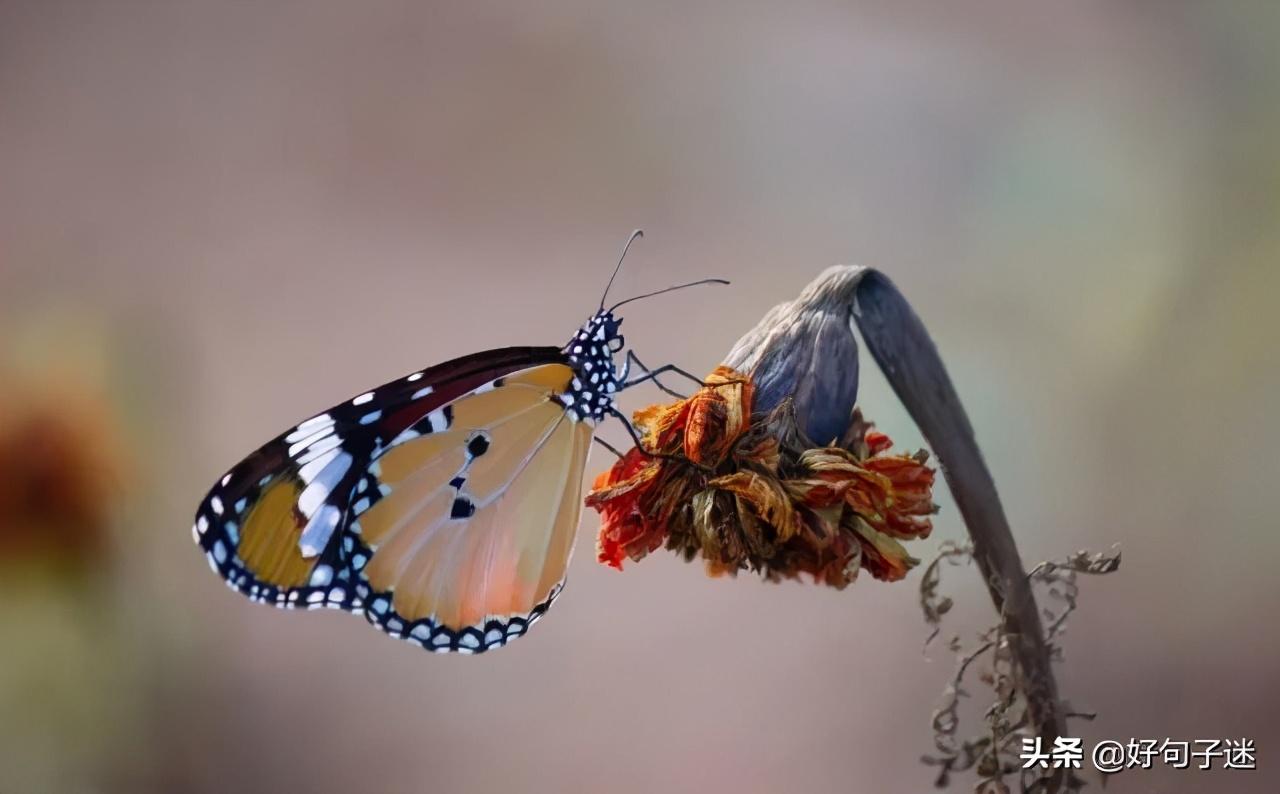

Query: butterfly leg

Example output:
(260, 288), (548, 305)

(606, 407), (712, 473)
(621, 352), (705, 397)
(593, 436), (626, 459)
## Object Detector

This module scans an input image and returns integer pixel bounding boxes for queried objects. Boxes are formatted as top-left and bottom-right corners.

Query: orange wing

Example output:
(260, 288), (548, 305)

(352, 364), (594, 652)
(194, 357), (596, 655)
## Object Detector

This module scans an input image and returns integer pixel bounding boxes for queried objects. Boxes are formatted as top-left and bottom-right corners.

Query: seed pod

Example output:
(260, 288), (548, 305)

(723, 265), (867, 446)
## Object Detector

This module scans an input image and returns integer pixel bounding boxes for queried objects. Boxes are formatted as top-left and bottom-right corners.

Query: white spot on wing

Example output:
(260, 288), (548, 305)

(287, 426), (332, 457)
(296, 434), (343, 465)
(288, 414), (334, 440)
(411, 385), (435, 400)
(299, 504), (341, 556)
(309, 565), (334, 586)
(389, 428), (420, 446)
(426, 407), (449, 432)
(352, 391), (375, 406)
(297, 449), (340, 485)
(297, 452), (352, 517)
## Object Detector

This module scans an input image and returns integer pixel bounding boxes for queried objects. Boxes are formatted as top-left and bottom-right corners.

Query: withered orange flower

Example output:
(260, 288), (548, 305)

(0, 387), (125, 569)
(587, 367), (937, 588)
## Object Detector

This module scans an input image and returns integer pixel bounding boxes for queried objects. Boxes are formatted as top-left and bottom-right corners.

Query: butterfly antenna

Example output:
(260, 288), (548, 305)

(607, 278), (730, 313)
(600, 229), (644, 310)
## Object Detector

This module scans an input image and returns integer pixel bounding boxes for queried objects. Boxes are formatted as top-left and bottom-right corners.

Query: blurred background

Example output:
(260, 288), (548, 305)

(1, 1), (1276, 791)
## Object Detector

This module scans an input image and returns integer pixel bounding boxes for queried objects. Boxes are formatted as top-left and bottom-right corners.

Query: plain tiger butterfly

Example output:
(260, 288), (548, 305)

(192, 232), (723, 654)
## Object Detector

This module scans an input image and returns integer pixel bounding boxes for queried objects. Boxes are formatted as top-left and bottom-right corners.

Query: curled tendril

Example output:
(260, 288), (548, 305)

(920, 545), (1121, 792)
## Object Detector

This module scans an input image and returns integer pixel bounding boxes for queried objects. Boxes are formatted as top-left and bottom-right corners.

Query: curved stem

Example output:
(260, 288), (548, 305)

(852, 270), (1065, 792)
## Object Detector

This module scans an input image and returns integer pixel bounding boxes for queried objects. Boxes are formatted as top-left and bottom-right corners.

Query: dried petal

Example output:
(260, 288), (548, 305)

(707, 471), (799, 542)
(684, 367), (754, 464)
(851, 516), (918, 582)
(585, 366), (935, 589)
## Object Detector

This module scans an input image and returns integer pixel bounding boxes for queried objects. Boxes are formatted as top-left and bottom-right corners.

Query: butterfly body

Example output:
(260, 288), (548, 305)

(194, 310), (627, 653)
(557, 309), (627, 422)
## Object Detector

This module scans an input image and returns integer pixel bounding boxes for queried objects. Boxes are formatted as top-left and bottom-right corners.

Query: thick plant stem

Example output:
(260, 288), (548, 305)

(852, 270), (1065, 792)
(722, 264), (1065, 791)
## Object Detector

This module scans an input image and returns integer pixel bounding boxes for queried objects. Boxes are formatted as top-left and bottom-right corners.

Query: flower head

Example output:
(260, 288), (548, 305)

(587, 367), (936, 587)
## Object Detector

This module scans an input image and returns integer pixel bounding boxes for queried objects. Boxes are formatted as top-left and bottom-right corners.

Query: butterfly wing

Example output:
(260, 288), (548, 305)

(193, 346), (594, 653)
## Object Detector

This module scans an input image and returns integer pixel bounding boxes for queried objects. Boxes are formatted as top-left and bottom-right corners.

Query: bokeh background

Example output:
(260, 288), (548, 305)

(2, 2), (1277, 792)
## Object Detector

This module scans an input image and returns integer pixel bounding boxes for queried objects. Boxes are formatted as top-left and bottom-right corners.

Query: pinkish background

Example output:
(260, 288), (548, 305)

(1, 2), (1276, 792)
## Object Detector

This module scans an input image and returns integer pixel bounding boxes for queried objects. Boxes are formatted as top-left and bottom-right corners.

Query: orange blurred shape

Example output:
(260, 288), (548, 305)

(0, 387), (126, 567)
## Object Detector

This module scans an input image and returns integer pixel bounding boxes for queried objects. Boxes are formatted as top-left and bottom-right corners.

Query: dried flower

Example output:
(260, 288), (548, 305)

(590, 262), (1090, 788)
(587, 366), (936, 587)
(0, 386), (124, 568)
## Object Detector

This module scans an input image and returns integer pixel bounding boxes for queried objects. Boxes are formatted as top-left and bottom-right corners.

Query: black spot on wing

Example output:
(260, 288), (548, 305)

(450, 496), (476, 519)
(466, 434), (490, 457)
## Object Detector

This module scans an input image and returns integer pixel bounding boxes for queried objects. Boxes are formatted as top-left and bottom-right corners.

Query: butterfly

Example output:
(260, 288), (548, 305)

(192, 232), (723, 654)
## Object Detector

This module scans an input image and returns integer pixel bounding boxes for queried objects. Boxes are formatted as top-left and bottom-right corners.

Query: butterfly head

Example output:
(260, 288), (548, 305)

(560, 309), (626, 423)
